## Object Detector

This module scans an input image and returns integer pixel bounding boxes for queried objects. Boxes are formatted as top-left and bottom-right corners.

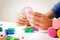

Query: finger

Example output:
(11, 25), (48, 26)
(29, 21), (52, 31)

(26, 13), (44, 23)
(16, 22), (25, 26)
(28, 11), (42, 17)
(16, 20), (25, 24)
(28, 18), (40, 24)
(30, 22), (41, 28)
(32, 22), (45, 30)
(16, 18), (29, 26)
(16, 13), (28, 22)
(28, 18), (42, 27)
(16, 19), (26, 25)
(16, 21), (29, 26)
(17, 18), (27, 22)
(30, 15), (49, 23)
(28, 18), (46, 29)
(16, 14), (26, 20)
(16, 12), (26, 18)
(32, 20), (43, 27)
(27, 15), (43, 23)
(16, 18), (27, 22)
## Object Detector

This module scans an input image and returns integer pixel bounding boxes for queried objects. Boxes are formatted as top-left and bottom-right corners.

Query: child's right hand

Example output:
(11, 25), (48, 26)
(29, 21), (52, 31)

(27, 11), (52, 30)
(16, 12), (30, 26)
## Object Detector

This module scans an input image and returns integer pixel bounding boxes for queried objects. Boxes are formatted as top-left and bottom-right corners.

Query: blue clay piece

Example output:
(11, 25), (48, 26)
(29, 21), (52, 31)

(5, 30), (14, 35)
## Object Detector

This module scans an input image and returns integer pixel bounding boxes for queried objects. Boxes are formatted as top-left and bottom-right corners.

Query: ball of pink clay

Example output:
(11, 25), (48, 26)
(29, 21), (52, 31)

(48, 27), (56, 38)
(53, 18), (60, 29)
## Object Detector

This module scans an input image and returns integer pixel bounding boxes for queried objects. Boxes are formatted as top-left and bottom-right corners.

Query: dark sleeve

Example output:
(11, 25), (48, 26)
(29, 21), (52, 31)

(51, 2), (60, 18)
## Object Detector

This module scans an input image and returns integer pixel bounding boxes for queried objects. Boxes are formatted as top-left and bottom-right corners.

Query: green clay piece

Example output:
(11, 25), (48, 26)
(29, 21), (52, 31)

(3, 36), (12, 40)
(24, 27), (34, 33)
(8, 28), (15, 32)
(0, 27), (2, 32)
(10, 38), (18, 40)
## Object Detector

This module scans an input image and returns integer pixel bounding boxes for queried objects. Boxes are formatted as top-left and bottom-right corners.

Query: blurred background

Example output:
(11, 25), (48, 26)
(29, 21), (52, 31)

(0, 0), (60, 22)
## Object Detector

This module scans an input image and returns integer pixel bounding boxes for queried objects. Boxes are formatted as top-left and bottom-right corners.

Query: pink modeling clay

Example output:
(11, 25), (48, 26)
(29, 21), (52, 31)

(53, 18), (60, 29)
(0, 34), (3, 38)
(21, 7), (32, 18)
(21, 7), (34, 27)
(48, 27), (56, 38)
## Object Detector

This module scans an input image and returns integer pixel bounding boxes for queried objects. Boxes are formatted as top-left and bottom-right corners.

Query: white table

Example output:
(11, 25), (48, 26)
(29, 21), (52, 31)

(0, 22), (60, 40)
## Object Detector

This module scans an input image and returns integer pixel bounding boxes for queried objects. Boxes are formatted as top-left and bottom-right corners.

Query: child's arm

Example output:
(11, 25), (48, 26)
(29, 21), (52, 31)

(45, 10), (56, 19)
(45, 2), (60, 19)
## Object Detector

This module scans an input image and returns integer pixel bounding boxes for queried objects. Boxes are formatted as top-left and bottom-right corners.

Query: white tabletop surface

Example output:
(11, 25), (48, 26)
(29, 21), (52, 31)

(0, 22), (60, 40)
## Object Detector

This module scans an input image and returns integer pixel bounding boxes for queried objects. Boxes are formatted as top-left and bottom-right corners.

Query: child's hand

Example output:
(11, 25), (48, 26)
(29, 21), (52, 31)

(16, 12), (30, 26)
(27, 11), (52, 30)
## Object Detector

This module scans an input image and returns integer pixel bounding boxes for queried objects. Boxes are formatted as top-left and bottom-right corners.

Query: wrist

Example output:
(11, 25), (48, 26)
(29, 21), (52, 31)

(44, 11), (56, 19)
